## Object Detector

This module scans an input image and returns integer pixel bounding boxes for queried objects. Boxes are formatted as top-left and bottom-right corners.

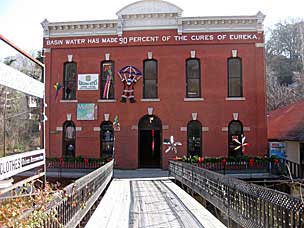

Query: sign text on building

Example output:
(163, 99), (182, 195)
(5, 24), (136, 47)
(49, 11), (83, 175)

(45, 32), (261, 48)
(0, 149), (45, 180)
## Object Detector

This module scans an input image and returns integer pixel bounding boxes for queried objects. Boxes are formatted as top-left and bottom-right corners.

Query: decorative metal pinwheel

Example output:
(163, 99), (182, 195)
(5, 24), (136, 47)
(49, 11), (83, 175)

(233, 135), (249, 153)
(163, 136), (182, 154)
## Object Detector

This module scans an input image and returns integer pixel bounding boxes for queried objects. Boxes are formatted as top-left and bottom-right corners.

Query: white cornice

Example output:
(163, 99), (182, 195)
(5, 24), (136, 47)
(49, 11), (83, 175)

(41, 1), (265, 38)
(117, 0), (183, 17)
(43, 20), (119, 38)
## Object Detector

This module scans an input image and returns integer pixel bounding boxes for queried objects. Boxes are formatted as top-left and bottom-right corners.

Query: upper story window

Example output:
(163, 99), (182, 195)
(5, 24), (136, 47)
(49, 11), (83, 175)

(228, 57), (242, 97)
(63, 62), (77, 100)
(143, 59), (158, 99)
(228, 120), (243, 157)
(101, 61), (114, 99)
(186, 58), (201, 98)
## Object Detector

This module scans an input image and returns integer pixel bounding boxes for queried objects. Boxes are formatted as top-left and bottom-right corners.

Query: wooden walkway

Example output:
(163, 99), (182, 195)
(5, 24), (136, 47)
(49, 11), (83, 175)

(85, 169), (226, 228)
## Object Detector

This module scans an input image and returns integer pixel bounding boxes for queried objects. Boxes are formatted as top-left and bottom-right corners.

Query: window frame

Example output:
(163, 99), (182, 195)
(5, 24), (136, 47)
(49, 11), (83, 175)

(186, 58), (201, 98)
(228, 120), (244, 157)
(100, 121), (114, 159)
(187, 120), (202, 157)
(63, 62), (77, 100)
(62, 121), (76, 158)
(100, 60), (115, 100)
(143, 59), (158, 99)
(227, 57), (243, 97)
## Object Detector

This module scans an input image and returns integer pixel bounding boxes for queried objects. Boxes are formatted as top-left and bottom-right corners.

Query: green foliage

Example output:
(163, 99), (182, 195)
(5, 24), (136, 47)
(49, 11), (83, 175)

(179, 155), (275, 164)
(47, 156), (105, 163)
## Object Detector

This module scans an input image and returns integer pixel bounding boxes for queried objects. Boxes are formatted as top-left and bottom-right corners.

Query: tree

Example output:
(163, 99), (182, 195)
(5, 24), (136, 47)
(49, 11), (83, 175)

(0, 51), (42, 157)
(266, 70), (303, 111)
(266, 19), (304, 111)
(266, 20), (304, 85)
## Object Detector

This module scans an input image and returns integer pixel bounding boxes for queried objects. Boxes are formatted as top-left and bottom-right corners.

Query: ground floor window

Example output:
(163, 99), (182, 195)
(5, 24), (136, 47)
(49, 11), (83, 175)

(187, 120), (202, 157)
(62, 121), (76, 158)
(228, 120), (243, 156)
(100, 121), (114, 159)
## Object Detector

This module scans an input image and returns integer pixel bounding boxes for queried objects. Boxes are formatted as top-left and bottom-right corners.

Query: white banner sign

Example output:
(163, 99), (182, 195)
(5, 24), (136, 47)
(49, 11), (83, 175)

(0, 62), (44, 98)
(78, 74), (98, 90)
(0, 149), (45, 180)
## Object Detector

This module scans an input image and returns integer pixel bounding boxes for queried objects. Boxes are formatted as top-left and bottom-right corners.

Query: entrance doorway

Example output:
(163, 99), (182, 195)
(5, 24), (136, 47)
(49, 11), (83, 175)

(138, 115), (162, 168)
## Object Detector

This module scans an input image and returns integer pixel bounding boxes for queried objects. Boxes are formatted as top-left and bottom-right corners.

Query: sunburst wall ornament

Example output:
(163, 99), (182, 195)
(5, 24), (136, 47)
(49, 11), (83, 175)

(233, 135), (250, 153)
(163, 136), (182, 154)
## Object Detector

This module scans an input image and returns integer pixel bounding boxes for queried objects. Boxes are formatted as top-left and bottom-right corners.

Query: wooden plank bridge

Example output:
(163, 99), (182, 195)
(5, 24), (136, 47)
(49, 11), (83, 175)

(85, 169), (226, 228)
(12, 160), (303, 228)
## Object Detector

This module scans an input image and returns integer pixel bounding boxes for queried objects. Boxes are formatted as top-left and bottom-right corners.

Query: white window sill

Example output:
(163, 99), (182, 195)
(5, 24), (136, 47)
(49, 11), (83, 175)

(60, 100), (78, 103)
(225, 97), (246, 101)
(184, 98), (204, 102)
(97, 99), (116, 103)
(140, 98), (160, 102)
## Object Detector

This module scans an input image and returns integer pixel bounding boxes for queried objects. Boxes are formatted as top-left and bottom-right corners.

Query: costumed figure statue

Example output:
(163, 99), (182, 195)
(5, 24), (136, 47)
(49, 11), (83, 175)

(118, 66), (143, 103)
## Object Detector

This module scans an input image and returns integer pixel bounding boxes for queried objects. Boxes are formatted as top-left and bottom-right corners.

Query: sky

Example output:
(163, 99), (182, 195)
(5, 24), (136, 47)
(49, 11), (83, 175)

(0, 0), (303, 57)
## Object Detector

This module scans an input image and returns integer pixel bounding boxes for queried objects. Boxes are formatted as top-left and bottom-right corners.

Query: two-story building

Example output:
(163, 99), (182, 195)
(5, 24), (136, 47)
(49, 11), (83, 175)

(41, 0), (267, 169)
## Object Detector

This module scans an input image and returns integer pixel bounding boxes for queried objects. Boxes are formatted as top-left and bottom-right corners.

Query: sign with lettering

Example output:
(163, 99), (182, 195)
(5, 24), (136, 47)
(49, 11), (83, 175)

(78, 74), (98, 90)
(0, 62), (44, 98)
(44, 32), (263, 49)
(0, 149), (45, 180)
(77, 103), (98, 120)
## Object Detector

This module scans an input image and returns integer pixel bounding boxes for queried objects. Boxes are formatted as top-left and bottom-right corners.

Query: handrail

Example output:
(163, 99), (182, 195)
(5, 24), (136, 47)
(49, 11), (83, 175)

(46, 159), (105, 169)
(0, 34), (44, 68)
(169, 161), (304, 228)
(285, 159), (304, 179)
(45, 159), (113, 227)
(197, 160), (270, 174)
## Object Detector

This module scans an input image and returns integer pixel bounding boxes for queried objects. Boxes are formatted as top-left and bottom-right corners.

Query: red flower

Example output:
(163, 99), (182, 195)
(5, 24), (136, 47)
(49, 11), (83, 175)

(173, 156), (182, 161)
(198, 157), (204, 163)
(274, 159), (279, 165)
(249, 158), (255, 167)
(221, 158), (227, 166)
(84, 158), (89, 164)
(59, 157), (64, 164)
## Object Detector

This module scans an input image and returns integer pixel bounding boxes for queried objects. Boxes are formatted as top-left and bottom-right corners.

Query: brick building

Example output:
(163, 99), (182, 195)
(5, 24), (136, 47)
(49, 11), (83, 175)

(41, 0), (267, 169)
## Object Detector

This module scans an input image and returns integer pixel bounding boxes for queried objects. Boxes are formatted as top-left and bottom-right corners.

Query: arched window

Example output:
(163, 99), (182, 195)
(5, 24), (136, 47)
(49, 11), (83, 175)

(62, 121), (76, 158)
(143, 59), (158, 98)
(186, 58), (201, 98)
(187, 120), (202, 157)
(63, 62), (77, 100)
(101, 61), (114, 99)
(228, 120), (243, 156)
(228, 57), (242, 97)
(100, 121), (114, 159)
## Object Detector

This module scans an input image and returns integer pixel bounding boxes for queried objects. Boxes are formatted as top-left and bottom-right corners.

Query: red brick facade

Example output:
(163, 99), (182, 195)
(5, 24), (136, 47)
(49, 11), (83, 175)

(42, 2), (267, 169)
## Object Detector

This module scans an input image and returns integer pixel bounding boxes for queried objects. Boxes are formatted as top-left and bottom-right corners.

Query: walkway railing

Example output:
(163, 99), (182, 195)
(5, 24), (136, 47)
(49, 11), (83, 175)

(285, 160), (304, 179)
(198, 160), (270, 174)
(169, 161), (304, 228)
(46, 159), (105, 169)
(45, 159), (113, 227)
